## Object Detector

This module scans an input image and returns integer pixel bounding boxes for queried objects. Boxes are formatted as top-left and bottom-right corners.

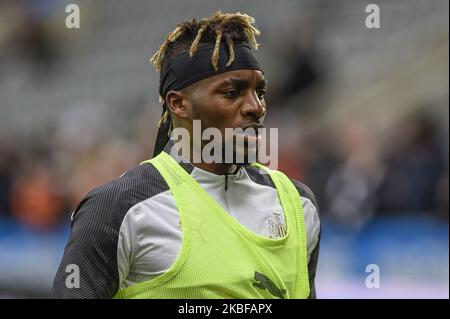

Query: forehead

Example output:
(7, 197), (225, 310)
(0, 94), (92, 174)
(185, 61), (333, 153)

(191, 69), (265, 88)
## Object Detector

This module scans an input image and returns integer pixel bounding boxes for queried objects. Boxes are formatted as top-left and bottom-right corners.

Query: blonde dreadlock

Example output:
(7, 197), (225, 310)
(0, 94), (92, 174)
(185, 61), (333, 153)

(189, 24), (206, 57)
(211, 29), (223, 72)
(151, 11), (260, 72)
(150, 11), (261, 130)
(225, 35), (235, 67)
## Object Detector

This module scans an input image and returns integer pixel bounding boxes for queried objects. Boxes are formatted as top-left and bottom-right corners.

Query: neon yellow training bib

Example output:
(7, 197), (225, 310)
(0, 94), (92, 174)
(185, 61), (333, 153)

(114, 151), (309, 299)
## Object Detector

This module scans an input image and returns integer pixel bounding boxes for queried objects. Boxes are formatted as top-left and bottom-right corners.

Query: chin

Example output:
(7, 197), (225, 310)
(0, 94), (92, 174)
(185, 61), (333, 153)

(220, 135), (259, 165)
(232, 145), (259, 165)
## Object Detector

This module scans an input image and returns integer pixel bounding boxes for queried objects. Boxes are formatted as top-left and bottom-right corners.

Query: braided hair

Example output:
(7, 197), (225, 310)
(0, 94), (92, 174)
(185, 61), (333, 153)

(150, 11), (261, 132)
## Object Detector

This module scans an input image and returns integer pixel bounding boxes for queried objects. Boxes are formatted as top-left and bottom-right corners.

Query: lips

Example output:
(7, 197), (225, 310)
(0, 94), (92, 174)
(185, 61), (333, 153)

(240, 124), (264, 143)
(241, 123), (264, 131)
(241, 123), (264, 136)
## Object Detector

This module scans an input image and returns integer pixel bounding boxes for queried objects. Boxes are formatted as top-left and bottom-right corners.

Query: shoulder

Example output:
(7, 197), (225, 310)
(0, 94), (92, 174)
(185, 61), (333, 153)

(289, 178), (320, 213)
(289, 177), (321, 259)
(53, 162), (171, 298)
(71, 162), (169, 228)
(245, 165), (321, 255)
(245, 165), (319, 212)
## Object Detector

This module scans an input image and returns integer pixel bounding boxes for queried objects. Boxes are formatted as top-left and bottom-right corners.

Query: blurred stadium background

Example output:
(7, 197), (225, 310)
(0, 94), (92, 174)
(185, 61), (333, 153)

(0, 0), (448, 298)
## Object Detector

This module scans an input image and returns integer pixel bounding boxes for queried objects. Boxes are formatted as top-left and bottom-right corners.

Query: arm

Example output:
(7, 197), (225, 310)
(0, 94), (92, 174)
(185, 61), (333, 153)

(291, 179), (321, 299)
(52, 190), (123, 299)
(307, 228), (321, 299)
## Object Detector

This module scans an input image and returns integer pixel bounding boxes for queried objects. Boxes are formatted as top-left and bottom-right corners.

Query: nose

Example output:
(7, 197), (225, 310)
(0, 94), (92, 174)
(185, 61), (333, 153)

(240, 90), (265, 120)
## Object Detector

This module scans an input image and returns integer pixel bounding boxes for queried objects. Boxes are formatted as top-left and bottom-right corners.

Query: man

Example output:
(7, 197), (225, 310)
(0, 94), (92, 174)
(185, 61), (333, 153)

(52, 11), (320, 299)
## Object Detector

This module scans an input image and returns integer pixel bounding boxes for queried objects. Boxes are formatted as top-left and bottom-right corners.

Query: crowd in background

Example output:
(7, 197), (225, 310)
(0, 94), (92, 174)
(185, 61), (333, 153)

(0, 0), (448, 233)
(0, 0), (448, 299)
(0, 99), (447, 231)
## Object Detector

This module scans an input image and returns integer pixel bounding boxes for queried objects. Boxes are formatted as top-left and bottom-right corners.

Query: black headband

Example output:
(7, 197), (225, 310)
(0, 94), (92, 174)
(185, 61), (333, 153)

(152, 41), (263, 157)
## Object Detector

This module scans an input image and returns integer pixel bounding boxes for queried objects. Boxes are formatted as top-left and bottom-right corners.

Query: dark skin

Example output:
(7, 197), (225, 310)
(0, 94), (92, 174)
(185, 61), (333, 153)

(166, 69), (267, 175)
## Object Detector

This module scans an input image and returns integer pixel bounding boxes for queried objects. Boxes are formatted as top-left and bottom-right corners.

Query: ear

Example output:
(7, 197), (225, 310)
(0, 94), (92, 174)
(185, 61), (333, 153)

(166, 90), (191, 119)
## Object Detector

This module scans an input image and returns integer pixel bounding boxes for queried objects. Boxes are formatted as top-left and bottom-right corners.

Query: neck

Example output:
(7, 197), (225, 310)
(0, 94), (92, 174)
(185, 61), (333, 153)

(189, 140), (241, 175)
(168, 138), (240, 175)
(192, 161), (239, 175)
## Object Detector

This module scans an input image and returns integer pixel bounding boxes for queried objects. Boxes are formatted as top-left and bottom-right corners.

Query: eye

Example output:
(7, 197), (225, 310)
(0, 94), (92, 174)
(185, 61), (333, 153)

(256, 89), (266, 100)
(223, 89), (240, 99)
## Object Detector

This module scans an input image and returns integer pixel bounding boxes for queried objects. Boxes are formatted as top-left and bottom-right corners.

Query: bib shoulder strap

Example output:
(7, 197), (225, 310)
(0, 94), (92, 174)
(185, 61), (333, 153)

(250, 162), (310, 298)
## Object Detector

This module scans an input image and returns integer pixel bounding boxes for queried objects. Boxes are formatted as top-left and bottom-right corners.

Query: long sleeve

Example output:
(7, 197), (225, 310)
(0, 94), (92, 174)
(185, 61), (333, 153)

(52, 191), (122, 298)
